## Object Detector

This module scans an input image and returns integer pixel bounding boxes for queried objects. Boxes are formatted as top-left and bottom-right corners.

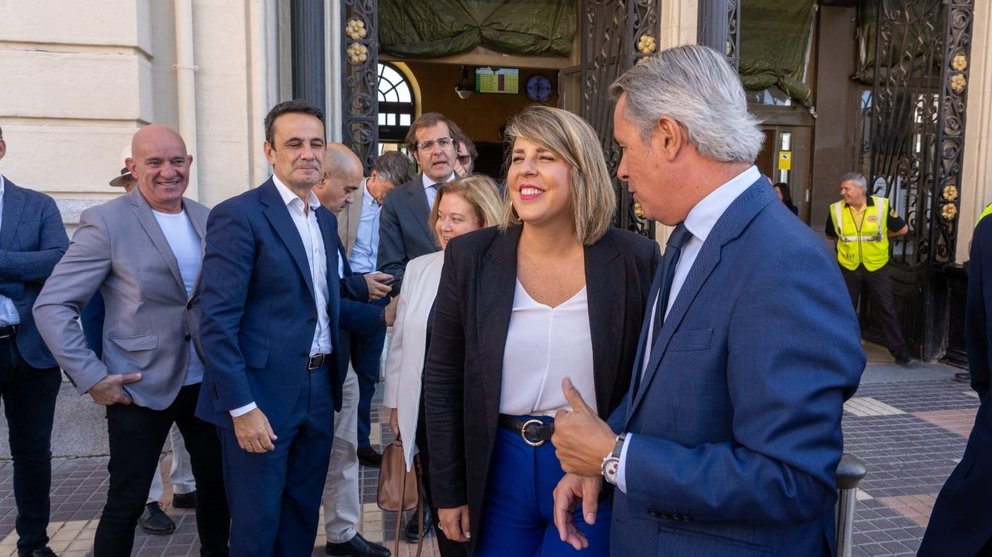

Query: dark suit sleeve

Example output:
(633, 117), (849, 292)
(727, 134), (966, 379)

(339, 298), (381, 337)
(967, 219), (991, 398)
(623, 238), (863, 524)
(423, 244), (469, 509)
(0, 193), (68, 284)
(341, 274), (370, 302)
(199, 203), (257, 410)
(376, 194), (407, 286)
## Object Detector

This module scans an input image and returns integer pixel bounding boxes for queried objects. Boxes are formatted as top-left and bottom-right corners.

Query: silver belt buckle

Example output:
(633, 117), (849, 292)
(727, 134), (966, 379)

(520, 418), (546, 447)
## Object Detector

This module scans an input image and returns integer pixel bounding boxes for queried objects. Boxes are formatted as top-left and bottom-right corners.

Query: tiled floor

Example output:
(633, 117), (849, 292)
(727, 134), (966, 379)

(0, 352), (978, 556)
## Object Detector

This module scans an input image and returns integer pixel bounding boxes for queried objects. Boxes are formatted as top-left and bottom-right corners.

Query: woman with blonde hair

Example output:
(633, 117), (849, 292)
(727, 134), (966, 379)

(424, 105), (659, 556)
(382, 174), (503, 556)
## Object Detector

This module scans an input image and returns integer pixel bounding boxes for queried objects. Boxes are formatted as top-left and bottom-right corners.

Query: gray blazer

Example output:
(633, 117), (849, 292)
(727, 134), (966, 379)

(34, 188), (209, 410)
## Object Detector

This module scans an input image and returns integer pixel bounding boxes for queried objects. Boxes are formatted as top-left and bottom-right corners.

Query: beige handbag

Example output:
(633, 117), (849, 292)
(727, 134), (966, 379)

(377, 438), (424, 556)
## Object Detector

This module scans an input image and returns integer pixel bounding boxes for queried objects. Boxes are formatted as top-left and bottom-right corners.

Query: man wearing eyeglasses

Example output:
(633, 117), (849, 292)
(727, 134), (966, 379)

(454, 134), (477, 177)
(377, 113), (467, 291)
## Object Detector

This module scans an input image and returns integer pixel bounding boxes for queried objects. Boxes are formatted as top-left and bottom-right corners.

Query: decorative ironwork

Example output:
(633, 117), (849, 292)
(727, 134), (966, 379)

(341, 0), (379, 172)
(580, 0), (660, 237)
(864, 0), (973, 268)
(727, 0), (741, 69)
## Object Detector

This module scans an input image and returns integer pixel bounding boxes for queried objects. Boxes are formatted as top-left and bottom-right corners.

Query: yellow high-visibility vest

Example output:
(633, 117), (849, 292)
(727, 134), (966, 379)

(978, 203), (992, 227)
(829, 196), (890, 271)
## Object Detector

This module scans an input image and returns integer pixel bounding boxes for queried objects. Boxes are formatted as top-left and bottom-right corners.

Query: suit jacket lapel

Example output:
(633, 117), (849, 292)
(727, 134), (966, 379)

(585, 237), (625, 416)
(477, 227), (519, 423)
(625, 263), (665, 423)
(410, 176), (435, 242)
(316, 207), (340, 326)
(0, 182), (24, 249)
(628, 179), (774, 420)
(260, 181), (316, 300)
(187, 202), (207, 297)
(128, 188), (186, 294)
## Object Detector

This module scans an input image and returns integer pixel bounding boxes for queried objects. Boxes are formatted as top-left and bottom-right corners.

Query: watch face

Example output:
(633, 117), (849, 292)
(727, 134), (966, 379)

(526, 74), (552, 102)
(603, 458), (620, 484)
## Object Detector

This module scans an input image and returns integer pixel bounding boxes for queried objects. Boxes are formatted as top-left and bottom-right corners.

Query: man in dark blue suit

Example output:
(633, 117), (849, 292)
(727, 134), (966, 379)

(551, 45), (865, 556)
(198, 100), (345, 556)
(0, 126), (69, 557)
(917, 215), (992, 556)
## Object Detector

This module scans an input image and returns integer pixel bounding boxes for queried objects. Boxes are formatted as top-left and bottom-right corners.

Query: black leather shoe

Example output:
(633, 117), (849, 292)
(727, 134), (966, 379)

(325, 533), (391, 557)
(171, 490), (197, 509)
(357, 447), (382, 468)
(404, 507), (433, 542)
(20, 547), (58, 557)
(138, 502), (176, 535)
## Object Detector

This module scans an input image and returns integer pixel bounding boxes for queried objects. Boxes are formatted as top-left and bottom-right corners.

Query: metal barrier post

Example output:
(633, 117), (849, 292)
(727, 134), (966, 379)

(835, 453), (868, 557)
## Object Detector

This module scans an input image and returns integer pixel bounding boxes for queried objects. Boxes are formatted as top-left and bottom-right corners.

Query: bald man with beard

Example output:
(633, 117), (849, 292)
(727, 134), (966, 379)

(317, 144), (393, 557)
(35, 124), (229, 556)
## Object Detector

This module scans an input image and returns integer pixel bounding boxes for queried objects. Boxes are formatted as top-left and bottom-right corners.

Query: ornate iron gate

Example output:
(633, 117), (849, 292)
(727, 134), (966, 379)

(579, 0), (660, 237)
(340, 0), (379, 172)
(857, 0), (974, 359)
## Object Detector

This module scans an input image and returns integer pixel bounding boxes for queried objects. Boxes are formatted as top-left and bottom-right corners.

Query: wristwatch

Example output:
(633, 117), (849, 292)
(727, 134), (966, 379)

(601, 433), (627, 485)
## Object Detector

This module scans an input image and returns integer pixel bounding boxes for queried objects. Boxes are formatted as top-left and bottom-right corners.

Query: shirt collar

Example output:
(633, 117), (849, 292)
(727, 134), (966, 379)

(844, 196), (875, 209)
(272, 174), (320, 212)
(683, 165), (760, 244)
(421, 172), (456, 190)
(0, 175), (5, 198)
(362, 178), (378, 207)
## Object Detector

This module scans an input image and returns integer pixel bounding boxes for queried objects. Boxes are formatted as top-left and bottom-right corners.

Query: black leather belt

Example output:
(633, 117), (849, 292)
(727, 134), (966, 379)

(0, 325), (16, 340)
(307, 353), (330, 370)
(498, 414), (555, 447)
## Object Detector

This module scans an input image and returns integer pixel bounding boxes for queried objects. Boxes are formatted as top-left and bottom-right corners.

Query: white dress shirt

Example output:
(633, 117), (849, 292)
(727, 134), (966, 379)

(349, 183), (381, 273)
(619, 165), (760, 492)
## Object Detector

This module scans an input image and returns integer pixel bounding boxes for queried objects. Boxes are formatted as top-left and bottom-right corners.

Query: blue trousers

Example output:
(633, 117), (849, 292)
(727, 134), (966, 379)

(474, 422), (611, 557)
(351, 312), (386, 450)
(220, 366), (334, 557)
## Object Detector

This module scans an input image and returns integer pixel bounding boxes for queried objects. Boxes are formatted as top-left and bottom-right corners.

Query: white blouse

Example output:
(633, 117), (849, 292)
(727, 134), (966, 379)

(499, 280), (597, 416)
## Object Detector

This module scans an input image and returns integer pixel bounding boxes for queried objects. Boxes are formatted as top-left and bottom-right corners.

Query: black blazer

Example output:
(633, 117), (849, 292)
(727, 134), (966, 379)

(375, 175), (441, 290)
(423, 225), (659, 552)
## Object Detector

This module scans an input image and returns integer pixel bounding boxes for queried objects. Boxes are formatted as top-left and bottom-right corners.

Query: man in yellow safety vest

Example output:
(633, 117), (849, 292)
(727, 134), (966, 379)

(826, 172), (914, 365)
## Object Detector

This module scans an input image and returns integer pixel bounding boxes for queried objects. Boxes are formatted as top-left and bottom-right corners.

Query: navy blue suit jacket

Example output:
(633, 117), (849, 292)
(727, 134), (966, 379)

(0, 179), (68, 369)
(197, 179), (345, 429)
(918, 216), (992, 556)
(338, 242), (381, 358)
(376, 175), (440, 290)
(612, 180), (865, 557)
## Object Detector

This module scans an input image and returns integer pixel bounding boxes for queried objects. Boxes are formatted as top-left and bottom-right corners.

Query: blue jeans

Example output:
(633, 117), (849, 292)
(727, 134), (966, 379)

(0, 336), (61, 555)
(474, 420), (612, 557)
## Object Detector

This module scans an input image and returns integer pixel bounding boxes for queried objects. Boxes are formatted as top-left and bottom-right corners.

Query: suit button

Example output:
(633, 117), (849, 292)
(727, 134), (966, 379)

(184, 334), (191, 341)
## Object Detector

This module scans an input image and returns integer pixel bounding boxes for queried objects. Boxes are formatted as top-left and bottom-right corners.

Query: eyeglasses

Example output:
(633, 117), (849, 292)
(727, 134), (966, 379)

(417, 137), (452, 151)
(457, 156), (472, 165)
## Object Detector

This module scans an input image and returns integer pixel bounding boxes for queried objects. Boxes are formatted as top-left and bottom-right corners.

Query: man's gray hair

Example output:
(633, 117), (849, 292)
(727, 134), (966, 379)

(608, 44), (763, 163)
(373, 151), (413, 186)
(839, 172), (867, 191)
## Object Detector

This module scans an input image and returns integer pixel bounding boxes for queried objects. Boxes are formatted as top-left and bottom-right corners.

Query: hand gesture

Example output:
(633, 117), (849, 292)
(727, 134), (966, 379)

(553, 473), (602, 550)
(438, 505), (472, 542)
(233, 407), (278, 453)
(88, 373), (141, 405)
(364, 272), (393, 301)
(553, 377), (617, 476)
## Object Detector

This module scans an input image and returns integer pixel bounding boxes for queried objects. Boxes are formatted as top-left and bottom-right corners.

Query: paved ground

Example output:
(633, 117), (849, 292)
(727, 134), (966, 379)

(0, 343), (975, 556)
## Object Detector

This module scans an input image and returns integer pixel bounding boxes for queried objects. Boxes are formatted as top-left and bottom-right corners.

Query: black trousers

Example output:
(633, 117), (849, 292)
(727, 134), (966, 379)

(0, 334), (61, 556)
(94, 383), (229, 557)
(416, 388), (469, 557)
(842, 264), (909, 357)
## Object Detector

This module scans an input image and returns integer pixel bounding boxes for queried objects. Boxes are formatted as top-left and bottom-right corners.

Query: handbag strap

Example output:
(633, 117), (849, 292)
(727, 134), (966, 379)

(391, 452), (425, 557)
